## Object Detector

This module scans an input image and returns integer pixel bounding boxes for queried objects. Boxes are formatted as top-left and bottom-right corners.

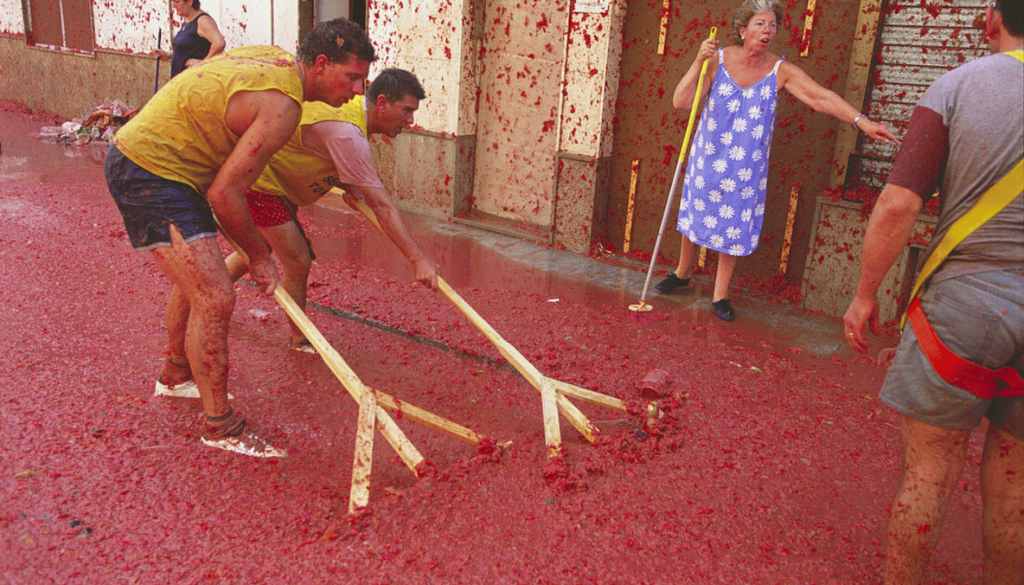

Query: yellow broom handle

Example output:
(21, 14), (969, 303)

(679, 27), (718, 163)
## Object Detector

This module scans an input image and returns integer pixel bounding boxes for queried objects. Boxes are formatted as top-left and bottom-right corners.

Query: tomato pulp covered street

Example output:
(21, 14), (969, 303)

(0, 102), (992, 583)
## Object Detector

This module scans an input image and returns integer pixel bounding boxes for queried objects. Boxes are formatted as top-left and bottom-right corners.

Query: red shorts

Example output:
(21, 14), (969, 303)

(245, 189), (296, 228)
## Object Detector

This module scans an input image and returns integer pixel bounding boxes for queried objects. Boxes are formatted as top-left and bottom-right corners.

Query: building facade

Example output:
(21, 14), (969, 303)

(0, 0), (990, 322)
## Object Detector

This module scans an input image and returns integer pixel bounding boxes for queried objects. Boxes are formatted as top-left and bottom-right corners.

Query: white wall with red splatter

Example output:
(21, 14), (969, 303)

(366, 0), (624, 230)
(0, 0), (21, 34)
(0, 0), (298, 52)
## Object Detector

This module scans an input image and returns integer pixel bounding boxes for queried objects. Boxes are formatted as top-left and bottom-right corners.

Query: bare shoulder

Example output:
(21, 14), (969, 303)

(776, 59), (808, 86)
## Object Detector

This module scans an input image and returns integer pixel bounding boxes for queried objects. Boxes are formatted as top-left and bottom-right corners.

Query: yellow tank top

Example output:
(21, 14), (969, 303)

(253, 96), (369, 206)
(114, 46), (304, 195)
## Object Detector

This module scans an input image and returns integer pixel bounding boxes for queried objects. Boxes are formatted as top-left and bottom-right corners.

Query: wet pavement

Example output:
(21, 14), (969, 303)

(1, 99), (857, 361)
(312, 191), (855, 358)
(1, 103), (991, 584)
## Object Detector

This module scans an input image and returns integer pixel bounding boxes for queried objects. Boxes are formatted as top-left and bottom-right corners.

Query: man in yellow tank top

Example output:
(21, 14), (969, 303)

(215, 69), (438, 352)
(104, 19), (376, 458)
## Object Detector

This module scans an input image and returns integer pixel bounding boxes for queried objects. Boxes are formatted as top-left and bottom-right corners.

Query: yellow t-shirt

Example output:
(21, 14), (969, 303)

(114, 46), (304, 195)
(253, 96), (369, 206)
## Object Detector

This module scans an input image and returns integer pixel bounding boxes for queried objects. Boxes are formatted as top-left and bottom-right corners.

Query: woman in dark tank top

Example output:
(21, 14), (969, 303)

(168, 0), (225, 77)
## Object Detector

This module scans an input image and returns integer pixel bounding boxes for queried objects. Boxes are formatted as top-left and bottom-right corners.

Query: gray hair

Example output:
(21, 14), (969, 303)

(732, 0), (783, 43)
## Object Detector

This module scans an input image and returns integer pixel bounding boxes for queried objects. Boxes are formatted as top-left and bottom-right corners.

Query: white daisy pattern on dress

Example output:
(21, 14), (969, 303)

(675, 48), (784, 258)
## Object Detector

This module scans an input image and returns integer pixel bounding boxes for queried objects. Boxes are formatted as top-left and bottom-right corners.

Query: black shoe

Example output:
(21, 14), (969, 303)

(654, 273), (691, 293)
(712, 299), (735, 321)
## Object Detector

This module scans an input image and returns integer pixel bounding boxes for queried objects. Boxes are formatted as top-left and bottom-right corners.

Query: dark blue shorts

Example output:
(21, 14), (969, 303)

(104, 144), (218, 250)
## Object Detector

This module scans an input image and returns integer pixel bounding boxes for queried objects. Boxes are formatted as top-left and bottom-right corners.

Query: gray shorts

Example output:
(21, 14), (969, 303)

(880, 269), (1024, 440)
(104, 144), (218, 251)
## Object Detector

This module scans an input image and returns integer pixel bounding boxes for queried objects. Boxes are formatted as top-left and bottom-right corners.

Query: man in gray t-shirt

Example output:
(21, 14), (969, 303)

(843, 1), (1023, 582)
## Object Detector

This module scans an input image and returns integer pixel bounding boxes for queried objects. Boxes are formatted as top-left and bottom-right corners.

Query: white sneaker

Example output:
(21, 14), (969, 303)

(154, 378), (200, 398)
(201, 428), (287, 458)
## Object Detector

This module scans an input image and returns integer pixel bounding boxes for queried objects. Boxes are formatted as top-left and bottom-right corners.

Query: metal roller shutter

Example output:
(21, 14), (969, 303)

(842, 0), (988, 200)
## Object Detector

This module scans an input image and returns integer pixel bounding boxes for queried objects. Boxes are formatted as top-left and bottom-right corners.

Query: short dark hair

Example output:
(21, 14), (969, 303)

(296, 18), (376, 66)
(367, 68), (426, 103)
(995, 0), (1024, 37)
(191, 0), (201, 10)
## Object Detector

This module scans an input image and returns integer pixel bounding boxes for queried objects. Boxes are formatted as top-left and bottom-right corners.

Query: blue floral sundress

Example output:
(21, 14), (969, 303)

(676, 49), (784, 257)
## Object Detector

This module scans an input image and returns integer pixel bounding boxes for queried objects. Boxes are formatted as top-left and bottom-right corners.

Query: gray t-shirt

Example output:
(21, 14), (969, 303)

(909, 51), (1024, 281)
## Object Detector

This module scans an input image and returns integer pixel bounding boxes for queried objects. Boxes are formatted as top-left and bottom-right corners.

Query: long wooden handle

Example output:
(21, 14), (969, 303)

(346, 197), (609, 449)
(349, 391), (376, 513)
(636, 26), (719, 305)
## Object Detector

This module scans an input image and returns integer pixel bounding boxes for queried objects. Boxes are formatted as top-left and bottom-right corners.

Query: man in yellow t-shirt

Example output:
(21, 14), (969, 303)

(220, 69), (438, 351)
(105, 19), (376, 458)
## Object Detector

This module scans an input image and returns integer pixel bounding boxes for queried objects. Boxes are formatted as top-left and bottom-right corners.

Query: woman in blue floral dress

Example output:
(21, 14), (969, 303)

(654, 0), (898, 321)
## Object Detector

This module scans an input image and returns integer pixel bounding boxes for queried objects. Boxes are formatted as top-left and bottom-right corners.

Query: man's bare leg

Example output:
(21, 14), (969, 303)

(225, 220), (311, 346)
(980, 424), (1024, 584)
(158, 283), (192, 385)
(151, 228), (235, 417)
(884, 413), (971, 585)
